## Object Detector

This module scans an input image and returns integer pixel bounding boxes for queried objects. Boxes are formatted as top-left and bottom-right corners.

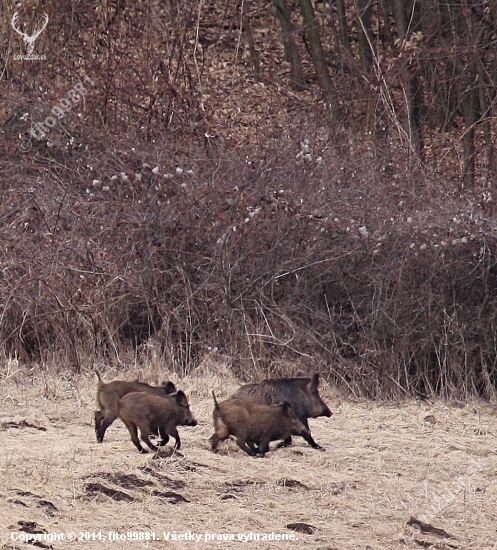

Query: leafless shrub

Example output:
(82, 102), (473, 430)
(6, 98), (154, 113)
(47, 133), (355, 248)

(1, 1), (497, 399)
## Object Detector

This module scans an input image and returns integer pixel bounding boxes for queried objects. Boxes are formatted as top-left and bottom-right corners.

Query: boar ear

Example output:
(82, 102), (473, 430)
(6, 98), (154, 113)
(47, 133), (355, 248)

(176, 391), (188, 406)
(282, 401), (294, 417)
(309, 373), (320, 390)
(163, 381), (176, 394)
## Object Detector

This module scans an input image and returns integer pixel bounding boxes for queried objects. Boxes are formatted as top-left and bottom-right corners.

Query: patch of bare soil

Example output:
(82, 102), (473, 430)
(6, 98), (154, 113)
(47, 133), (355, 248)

(0, 362), (496, 549)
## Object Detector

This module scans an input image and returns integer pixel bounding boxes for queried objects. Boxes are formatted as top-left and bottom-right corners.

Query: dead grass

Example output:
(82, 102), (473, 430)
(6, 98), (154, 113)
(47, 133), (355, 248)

(0, 359), (496, 550)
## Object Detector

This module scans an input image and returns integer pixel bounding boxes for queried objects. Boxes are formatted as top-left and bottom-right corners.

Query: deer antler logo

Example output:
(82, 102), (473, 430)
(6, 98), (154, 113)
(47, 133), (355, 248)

(11, 12), (48, 55)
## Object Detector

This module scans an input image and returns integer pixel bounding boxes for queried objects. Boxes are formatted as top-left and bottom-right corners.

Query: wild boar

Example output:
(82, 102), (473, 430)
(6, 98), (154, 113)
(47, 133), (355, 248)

(118, 391), (197, 453)
(210, 392), (311, 457)
(232, 373), (332, 450)
(94, 369), (176, 443)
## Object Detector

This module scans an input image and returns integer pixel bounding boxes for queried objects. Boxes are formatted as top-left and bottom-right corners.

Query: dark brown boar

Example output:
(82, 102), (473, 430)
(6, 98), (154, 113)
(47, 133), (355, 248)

(210, 392), (311, 457)
(232, 373), (332, 450)
(94, 369), (176, 443)
(118, 391), (197, 453)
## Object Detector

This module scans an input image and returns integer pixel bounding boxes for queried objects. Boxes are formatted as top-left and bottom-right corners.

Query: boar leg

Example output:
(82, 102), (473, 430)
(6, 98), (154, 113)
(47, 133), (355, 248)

(303, 433), (326, 450)
(211, 421), (231, 452)
(157, 427), (170, 447)
(122, 420), (147, 453)
(246, 441), (258, 453)
(277, 432), (325, 450)
(210, 432), (225, 452)
(168, 427), (181, 450)
(138, 425), (158, 452)
(276, 436), (292, 448)
(94, 410), (104, 441)
(256, 439), (271, 458)
(300, 419), (325, 450)
(235, 438), (258, 456)
(277, 419), (326, 450)
(97, 413), (117, 443)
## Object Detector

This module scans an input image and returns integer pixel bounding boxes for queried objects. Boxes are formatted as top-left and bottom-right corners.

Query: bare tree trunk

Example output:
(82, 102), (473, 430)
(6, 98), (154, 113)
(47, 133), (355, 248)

(272, 0), (304, 87)
(298, 0), (341, 119)
(392, 0), (424, 158)
(477, 62), (494, 179)
(393, 0), (406, 36)
(378, 0), (393, 46)
(462, 70), (477, 187)
(453, 4), (480, 187)
(241, 0), (260, 80)
(355, 0), (373, 74)
(407, 73), (424, 158)
(332, 0), (355, 73)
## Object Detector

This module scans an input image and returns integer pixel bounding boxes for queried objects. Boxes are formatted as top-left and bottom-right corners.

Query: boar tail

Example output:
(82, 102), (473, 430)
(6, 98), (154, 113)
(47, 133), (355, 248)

(212, 391), (220, 409)
(94, 368), (104, 385)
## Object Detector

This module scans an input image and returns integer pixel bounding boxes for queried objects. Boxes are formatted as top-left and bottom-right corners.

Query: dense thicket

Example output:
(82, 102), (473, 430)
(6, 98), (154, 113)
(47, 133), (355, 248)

(1, 0), (497, 398)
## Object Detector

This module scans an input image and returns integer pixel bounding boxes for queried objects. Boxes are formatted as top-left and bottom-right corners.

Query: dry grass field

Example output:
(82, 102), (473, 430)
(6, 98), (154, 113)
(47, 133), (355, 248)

(1, 359), (496, 550)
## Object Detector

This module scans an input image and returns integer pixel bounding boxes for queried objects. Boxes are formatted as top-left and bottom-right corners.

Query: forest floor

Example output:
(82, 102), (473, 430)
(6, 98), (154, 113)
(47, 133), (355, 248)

(1, 361), (496, 550)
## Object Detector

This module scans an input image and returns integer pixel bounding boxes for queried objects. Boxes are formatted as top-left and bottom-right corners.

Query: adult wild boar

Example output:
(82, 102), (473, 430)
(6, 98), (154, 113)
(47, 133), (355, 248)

(118, 391), (197, 453)
(232, 373), (332, 450)
(211, 393), (310, 457)
(94, 369), (176, 443)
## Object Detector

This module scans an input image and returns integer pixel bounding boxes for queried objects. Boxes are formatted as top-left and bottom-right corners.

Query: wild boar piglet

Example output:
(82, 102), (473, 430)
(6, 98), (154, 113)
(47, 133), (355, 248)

(211, 392), (310, 457)
(232, 373), (332, 450)
(119, 391), (197, 453)
(94, 369), (176, 443)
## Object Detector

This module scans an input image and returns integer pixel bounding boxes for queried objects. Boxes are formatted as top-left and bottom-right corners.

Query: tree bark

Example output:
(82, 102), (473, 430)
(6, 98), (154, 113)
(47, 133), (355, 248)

(298, 0), (341, 119)
(392, 0), (424, 158)
(355, 0), (373, 74)
(333, 0), (355, 73)
(272, 0), (304, 87)
(241, 0), (260, 80)
(378, 0), (393, 46)
(461, 70), (477, 187)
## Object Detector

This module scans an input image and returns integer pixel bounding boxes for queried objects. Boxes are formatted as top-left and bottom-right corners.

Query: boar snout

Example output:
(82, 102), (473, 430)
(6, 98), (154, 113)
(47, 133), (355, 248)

(320, 403), (333, 418)
(308, 374), (333, 418)
(174, 390), (198, 428)
(185, 418), (198, 427)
